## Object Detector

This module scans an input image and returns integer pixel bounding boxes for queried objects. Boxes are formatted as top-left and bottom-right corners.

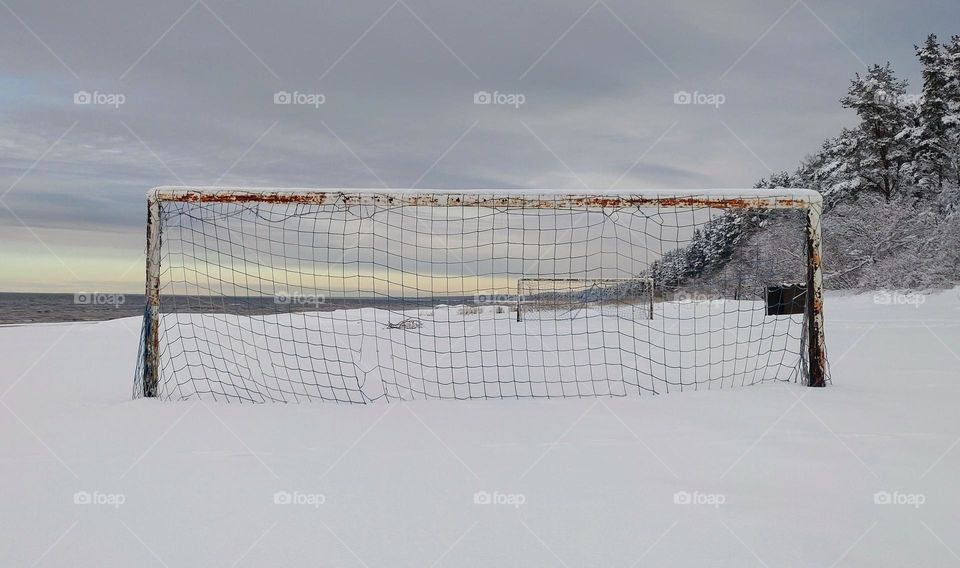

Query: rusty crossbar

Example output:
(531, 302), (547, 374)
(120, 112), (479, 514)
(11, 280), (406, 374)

(140, 187), (827, 396)
(149, 187), (821, 211)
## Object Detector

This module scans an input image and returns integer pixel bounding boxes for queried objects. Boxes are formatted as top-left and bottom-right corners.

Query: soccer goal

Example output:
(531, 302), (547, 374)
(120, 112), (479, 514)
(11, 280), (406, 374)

(135, 188), (827, 403)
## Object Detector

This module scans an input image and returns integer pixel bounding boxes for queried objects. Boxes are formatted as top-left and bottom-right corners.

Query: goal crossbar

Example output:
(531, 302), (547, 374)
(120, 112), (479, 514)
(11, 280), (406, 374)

(149, 186), (822, 210)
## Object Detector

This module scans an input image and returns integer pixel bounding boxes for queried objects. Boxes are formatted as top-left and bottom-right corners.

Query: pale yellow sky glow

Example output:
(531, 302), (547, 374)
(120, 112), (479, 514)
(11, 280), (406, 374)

(167, 264), (530, 297)
(0, 237), (144, 294)
(0, 202), (683, 295)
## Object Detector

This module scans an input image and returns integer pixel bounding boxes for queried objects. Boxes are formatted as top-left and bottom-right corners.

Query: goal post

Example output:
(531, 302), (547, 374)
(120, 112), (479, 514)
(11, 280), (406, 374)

(805, 197), (827, 388)
(136, 187), (828, 402)
(142, 195), (162, 398)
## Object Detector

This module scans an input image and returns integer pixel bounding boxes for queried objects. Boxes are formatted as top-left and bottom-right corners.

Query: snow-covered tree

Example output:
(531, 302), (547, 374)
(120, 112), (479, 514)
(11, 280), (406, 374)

(910, 35), (951, 196)
(822, 197), (960, 289)
(753, 171), (797, 189)
(795, 129), (862, 206)
(649, 211), (773, 295)
(840, 63), (913, 201)
(656, 34), (960, 294)
(943, 36), (960, 191)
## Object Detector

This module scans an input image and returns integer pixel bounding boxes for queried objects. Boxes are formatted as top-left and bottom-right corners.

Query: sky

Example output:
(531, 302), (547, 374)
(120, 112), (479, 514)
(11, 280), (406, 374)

(0, 0), (957, 293)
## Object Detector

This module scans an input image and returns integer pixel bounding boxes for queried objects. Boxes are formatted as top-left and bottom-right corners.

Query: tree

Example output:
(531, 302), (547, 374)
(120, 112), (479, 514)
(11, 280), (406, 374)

(910, 35), (951, 196)
(649, 211), (764, 294)
(795, 129), (865, 206)
(943, 36), (960, 188)
(753, 171), (797, 189)
(840, 64), (912, 201)
(658, 35), (960, 293)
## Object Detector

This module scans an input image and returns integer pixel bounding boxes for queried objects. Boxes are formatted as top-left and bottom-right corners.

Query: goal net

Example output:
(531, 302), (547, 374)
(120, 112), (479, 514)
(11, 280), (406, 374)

(135, 188), (827, 403)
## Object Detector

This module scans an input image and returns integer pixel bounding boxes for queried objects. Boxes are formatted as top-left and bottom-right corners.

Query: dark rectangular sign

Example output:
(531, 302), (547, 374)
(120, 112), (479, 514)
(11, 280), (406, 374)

(767, 284), (806, 315)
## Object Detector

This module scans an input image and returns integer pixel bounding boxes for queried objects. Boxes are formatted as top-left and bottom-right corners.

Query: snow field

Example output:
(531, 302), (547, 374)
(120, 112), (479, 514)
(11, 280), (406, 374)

(155, 299), (802, 402)
(0, 290), (958, 566)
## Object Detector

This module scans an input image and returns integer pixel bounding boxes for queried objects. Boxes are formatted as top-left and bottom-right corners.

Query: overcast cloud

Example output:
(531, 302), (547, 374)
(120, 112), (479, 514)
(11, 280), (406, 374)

(0, 0), (956, 291)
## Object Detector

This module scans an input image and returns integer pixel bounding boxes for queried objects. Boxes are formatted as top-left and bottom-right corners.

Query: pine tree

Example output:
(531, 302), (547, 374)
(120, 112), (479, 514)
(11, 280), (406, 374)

(796, 129), (865, 206)
(943, 36), (960, 188)
(840, 63), (912, 201)
(911, 35), (950, 196)
(753, 171), (797, 189)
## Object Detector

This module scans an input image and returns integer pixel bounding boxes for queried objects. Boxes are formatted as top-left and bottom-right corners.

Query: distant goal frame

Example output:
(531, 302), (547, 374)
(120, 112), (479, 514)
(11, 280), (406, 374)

(516, 277), (656, 321)
(139, 187), (828, 399)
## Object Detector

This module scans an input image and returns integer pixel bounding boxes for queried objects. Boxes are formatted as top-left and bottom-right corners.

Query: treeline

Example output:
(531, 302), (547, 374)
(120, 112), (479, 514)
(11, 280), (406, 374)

(655, 34), (960, 292)
(794, 35), (960, 206)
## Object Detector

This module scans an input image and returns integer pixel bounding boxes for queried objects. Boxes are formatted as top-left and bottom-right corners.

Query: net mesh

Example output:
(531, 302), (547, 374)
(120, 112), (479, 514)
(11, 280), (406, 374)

(135, 191), (823, 403)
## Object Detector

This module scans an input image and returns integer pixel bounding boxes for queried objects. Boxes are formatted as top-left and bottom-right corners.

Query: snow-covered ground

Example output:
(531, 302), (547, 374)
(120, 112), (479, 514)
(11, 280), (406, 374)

(1, 290), (959, 567)
(154, 300), (802, 402)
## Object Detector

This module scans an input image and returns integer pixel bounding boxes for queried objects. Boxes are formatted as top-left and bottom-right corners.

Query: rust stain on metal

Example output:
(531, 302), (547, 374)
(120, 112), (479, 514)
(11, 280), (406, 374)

(156, 191), (813, 211)
(804, 206), (827, 388)
(190, 191), (333, 205)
